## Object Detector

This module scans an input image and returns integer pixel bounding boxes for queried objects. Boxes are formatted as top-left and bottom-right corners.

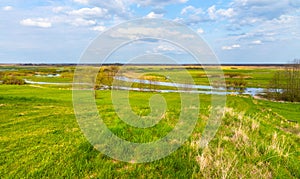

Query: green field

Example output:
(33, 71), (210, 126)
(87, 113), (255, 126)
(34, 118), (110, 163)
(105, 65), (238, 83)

(0, 65), (299, 178)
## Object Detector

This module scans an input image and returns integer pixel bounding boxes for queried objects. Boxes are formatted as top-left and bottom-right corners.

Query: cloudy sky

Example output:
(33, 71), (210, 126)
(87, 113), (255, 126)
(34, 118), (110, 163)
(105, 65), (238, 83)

(0, 0), (299, 64)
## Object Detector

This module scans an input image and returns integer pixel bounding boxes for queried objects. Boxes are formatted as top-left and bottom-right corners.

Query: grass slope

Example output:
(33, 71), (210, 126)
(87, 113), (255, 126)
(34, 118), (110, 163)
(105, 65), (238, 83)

(0, 85), (299, 178)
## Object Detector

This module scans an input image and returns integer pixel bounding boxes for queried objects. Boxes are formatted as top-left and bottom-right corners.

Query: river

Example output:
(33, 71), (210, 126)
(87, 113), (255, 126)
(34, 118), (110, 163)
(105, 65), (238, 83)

(24, 77), (266, 96)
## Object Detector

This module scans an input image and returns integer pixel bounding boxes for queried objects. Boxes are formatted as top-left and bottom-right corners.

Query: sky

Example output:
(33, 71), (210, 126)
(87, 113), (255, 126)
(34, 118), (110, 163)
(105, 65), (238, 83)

(0, 0), (300, 64)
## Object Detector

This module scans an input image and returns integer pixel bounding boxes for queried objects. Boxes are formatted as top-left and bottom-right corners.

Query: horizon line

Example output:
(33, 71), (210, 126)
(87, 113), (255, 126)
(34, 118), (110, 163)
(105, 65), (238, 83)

(0, 63), (287, 66)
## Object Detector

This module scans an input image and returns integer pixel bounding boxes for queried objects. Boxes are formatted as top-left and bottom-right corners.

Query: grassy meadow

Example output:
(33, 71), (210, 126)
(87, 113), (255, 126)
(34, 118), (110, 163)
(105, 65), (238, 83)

(0, 65), (299, 178)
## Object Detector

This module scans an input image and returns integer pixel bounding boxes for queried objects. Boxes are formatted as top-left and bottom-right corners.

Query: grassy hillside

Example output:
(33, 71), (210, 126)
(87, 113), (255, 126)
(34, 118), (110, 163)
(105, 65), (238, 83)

(1, 85), (299, 178)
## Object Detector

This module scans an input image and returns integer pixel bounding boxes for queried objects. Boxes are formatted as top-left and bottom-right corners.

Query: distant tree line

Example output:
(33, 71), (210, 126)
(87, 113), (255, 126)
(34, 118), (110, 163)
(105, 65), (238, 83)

(267, 59), (300, 102)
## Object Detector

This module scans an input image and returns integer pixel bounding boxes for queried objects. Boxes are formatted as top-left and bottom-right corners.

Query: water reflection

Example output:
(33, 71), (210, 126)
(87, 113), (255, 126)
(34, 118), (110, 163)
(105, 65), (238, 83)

(113, 76), (265, 96)
(24, 77), (266, 96)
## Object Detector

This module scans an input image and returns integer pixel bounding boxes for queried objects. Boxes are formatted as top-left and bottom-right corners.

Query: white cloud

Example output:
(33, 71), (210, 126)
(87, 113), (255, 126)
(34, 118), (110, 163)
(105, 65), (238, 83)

(88, 0), (187, 22)
(156, 44), (176, 52)
(68, 7), (108, 17)
(181, 5), (194, 15)
(179, 6), (207, 25)
(89, 0), (186, 20)
(232, 44), (240, 48)
(207, 5), (236, 20)
(222, 44), (241, 50)
(203, 0), (300, 27)
(207, 5), (217, 20)
(274, 14), (295, 24)
(20, 18), (52, 28)
(226, 14), (300, 44)
(73, 0), (89, 5)
(173, 17), (183, 23)
(153, 44), (185, 54)
(197, 28), (204, 34)
(2, 6), (13, 11)
(87, 0), (131, 19)
(146, 12), (164, 18)
(251, 40), (263, 45)
(69, 18), (96, 26)
(222, 46), (232, 50)
(217, 8), (235, 18)
(181, 1), (297, 26)
(181, 5), (203, 15)
(110, 27), (181, 40)
(136, 0), (188, 7)
(51, 6), (111, 28)
(91, 25), (106, 32)
(52, 6), (68, 13)
(229, 0), (300, 26)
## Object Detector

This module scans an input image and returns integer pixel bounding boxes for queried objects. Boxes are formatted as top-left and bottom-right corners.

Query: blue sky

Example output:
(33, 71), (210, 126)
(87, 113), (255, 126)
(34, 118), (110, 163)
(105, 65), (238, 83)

(0, 0), (299, 64)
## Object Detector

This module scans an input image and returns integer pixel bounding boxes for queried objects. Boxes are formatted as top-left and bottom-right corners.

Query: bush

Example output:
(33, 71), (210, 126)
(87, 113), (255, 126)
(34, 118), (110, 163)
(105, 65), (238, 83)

(1, 76), (25, 85)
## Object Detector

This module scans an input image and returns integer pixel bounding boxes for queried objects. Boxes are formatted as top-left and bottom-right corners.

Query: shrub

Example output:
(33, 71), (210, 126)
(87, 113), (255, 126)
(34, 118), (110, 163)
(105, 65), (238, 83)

(2, 76), (25, 85)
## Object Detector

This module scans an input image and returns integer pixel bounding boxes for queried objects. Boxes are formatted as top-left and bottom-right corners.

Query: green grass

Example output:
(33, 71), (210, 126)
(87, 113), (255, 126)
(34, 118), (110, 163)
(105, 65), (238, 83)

(257, 100), (300, 123)
(1, 84), (299, 178)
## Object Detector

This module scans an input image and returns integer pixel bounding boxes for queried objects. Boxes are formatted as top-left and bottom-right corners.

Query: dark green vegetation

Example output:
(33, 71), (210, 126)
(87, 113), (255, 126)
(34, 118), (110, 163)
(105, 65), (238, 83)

(1, 65), (299, 178)
(266, 60), (300, 102)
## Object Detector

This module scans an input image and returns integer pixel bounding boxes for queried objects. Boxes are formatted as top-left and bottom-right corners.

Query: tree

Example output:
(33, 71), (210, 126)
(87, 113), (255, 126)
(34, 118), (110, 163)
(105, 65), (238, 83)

(267, 59), (300, 102)
(94, 66), (120, 90)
